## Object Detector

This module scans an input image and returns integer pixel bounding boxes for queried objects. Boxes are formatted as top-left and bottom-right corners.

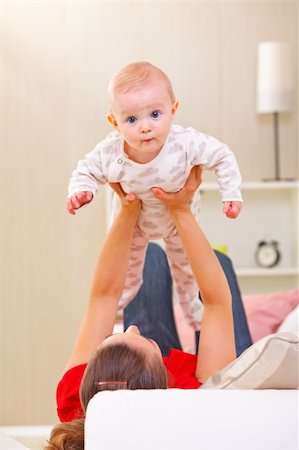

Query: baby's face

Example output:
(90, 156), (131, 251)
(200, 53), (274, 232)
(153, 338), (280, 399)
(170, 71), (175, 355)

(108, 78), (178, 163)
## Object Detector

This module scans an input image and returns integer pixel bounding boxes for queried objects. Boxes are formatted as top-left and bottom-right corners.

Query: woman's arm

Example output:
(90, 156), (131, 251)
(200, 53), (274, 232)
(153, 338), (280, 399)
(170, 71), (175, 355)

(64, 189), (141, 371)
(152, 166), (236, 382)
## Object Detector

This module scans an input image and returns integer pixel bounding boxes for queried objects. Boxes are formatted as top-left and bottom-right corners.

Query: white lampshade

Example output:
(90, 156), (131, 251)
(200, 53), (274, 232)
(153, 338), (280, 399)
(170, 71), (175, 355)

(256, 41), (294, 113)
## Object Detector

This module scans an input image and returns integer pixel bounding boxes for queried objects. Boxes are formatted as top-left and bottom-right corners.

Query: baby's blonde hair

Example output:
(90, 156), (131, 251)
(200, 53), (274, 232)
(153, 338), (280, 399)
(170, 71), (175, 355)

(108, 61), (176, 111)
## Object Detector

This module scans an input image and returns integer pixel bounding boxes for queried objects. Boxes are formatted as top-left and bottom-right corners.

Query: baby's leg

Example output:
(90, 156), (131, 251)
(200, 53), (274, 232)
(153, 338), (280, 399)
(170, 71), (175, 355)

(165, 233), (203, 331)
(118, 229), (148, 309)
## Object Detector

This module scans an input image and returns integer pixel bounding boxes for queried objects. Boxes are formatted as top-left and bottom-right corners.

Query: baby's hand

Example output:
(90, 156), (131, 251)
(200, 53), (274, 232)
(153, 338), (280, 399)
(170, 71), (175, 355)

(223, 201), (242, 219)
(67, 191), (93, 215)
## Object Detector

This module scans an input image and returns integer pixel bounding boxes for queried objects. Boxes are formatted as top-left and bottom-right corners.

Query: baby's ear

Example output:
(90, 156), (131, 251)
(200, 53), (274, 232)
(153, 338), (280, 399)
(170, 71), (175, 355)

(172, 100), (179, 116)
(107, 114), (118, 129)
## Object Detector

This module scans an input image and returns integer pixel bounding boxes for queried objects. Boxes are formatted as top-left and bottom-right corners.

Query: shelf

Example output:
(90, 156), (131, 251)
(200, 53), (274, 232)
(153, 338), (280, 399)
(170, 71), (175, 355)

(199, 180), (298, 293)
(201, 180), (299, 191)
(236, 267), (298, 277)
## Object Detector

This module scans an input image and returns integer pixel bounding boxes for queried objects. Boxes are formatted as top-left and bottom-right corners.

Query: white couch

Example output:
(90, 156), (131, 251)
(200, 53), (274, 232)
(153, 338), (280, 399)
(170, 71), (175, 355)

(0, 431), (29, 450)
(0, 426), (53, 450)
(85, 389), (298, 450)
(85, 332), (299, 450)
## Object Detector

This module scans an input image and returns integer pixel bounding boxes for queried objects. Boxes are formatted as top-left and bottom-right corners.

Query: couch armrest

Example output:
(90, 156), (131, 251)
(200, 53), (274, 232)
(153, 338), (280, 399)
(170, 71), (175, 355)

(85, 389), (298, 450)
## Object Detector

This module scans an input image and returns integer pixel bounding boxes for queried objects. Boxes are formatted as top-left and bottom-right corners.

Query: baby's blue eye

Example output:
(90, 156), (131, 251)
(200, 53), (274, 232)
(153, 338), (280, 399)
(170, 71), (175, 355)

(127, 116), (137, 124)
(151, 111), (160, 119)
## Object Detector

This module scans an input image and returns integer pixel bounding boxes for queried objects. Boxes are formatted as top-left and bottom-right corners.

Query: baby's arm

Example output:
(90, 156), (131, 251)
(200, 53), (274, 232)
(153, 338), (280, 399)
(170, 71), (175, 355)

(189, 131), (243, 218)
(67, 191), (93, 215)
(67, 142), (107, 214)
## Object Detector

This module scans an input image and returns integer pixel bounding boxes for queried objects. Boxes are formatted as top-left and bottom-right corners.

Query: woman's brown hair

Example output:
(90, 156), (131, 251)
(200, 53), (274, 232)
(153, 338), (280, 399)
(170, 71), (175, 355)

(45, 342), (167, 450)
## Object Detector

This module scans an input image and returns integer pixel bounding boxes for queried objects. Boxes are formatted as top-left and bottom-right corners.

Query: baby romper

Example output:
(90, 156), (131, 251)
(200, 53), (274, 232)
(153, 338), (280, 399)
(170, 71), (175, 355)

(68, 124), (242, 330)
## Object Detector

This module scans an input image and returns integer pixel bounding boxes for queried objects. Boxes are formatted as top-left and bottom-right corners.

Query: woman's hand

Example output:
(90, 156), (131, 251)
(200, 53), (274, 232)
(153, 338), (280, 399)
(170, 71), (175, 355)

(151, 165), (202, 213)
(109, 183), (141, 212)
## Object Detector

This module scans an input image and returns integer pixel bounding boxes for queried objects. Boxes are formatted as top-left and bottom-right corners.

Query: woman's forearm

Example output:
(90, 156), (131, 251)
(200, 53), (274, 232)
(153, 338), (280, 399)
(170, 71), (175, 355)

(152, 167), (236, 381)
(90, 204), (140, 302)
(172, 207), (236, 381)
(65, 200), (140, 370)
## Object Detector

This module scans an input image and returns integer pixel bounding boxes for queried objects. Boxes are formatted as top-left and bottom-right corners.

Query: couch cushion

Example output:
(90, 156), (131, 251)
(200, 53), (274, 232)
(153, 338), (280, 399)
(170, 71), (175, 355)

(278, 305), (299, 333)
(0, 431), (29, 450)
(201, 331), (299, 389)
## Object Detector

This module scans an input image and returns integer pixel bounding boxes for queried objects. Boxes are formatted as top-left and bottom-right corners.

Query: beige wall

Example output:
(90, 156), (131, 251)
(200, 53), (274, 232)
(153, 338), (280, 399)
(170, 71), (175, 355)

(0, 1), (298, 424)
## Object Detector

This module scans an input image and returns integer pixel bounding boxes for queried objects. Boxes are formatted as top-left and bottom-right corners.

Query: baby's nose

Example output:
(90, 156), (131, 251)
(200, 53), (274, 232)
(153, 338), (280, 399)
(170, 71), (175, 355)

(140, 120), (151, 133)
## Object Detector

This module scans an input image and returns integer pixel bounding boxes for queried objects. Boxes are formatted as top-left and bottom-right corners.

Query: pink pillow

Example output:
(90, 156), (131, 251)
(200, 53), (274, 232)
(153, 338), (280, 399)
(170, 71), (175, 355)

(242, 290), (299, 342)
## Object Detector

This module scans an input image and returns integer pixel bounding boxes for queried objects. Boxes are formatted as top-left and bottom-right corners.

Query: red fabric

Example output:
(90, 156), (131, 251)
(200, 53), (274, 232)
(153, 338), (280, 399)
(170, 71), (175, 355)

(163, 349), (201, 389)
(56, 364), (87, 422)
(56, 349), (201, 422)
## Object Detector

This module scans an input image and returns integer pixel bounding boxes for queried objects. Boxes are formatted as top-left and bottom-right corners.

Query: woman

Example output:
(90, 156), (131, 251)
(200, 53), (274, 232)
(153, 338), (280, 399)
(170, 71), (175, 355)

(46, 166), (238, 450)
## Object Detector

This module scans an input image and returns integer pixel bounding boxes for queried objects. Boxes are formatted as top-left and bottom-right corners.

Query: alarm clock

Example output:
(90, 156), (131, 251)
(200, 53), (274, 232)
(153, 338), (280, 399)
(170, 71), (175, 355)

(255, 240), (281, 268)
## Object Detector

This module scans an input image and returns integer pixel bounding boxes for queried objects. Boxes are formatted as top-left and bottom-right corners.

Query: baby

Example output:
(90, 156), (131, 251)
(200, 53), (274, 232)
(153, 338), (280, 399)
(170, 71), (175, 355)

(67, 61), (243, 330)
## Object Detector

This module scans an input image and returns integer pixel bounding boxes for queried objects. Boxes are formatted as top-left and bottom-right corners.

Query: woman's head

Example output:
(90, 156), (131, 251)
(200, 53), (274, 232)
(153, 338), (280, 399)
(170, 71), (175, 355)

(46, 327), (167, 450)
(80, 326), (167, 410)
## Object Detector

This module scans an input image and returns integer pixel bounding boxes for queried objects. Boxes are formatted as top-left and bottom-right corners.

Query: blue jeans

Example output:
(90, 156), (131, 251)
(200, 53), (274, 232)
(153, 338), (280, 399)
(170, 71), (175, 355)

(124, 243), (252, 357)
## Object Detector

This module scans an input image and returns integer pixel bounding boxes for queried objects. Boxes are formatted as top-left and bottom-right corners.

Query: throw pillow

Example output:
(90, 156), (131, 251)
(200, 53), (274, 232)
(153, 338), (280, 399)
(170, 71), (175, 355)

(201, 331), (299, 389)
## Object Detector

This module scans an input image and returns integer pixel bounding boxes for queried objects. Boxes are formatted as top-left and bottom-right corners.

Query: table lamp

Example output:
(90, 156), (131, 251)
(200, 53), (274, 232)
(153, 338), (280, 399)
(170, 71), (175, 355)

(256, 41), (294, 180)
